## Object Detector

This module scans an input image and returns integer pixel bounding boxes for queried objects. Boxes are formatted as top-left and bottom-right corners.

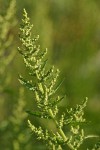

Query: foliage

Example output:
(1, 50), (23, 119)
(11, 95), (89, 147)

(18, 9), (100, 150)
(0, 1), (17, 149)
(10, 87), (28, 150)
(0, 1), (30, 150)
(0, 0), (17, 129)
(0, 0), (100, 149)
(0, 0), (16, 93)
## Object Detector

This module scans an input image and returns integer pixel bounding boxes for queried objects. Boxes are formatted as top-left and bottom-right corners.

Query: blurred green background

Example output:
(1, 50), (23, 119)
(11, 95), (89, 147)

(0, 0), (100, 149)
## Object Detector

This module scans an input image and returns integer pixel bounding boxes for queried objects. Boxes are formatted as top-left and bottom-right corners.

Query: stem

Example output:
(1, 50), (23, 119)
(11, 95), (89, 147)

(53, 144), (56, 150)
(48, 109), (74, 150)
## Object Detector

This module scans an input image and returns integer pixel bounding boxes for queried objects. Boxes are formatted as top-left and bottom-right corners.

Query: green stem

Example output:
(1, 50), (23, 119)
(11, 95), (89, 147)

(53, 144), (56, 150)
(48, 109), (74, 150)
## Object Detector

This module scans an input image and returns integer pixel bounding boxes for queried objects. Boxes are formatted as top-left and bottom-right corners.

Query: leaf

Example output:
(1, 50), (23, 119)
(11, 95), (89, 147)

(18, 75), (36, 91)
(26, 110), (52, 119)
(50, 96), (65, 107)
(39, 49), (47, 59)
(52, 78), (65, 95)
(40, 59), (48, 72)
(85, 135), (100, 139)
(29, 72), (36, 77)
(41, 67), (53, 82)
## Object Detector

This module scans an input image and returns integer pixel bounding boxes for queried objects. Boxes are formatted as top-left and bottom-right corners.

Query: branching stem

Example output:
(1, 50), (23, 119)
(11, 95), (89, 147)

(48, 109), (74, 150)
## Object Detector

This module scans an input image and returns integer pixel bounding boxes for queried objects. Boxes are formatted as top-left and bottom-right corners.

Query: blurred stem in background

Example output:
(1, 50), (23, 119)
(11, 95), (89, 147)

(0, 0), (16, 122)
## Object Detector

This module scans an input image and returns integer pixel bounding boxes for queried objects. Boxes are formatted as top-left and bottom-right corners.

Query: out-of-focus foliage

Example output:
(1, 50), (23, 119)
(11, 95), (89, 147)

(0, 0), (100, 149)
(0, 0), (17, 126)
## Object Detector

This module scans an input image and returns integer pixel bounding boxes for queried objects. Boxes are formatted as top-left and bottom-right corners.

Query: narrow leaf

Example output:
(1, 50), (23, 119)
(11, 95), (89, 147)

(18, 75), (36, 91)
(50, 96), (65, 107)
(26, 110), (52, 119)
(52, 78), (65, 95)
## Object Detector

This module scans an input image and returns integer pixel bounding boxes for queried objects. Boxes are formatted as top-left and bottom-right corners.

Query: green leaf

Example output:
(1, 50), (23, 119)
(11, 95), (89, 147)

(52, 78), (65, 95)
(85, 135), (100, 139)
(18, 75), (36, 91)
(26, 110), (52, 119)
(50, 96), (65, 107)
(41, 67), (53, 81)
(40, 59), (48, 72)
